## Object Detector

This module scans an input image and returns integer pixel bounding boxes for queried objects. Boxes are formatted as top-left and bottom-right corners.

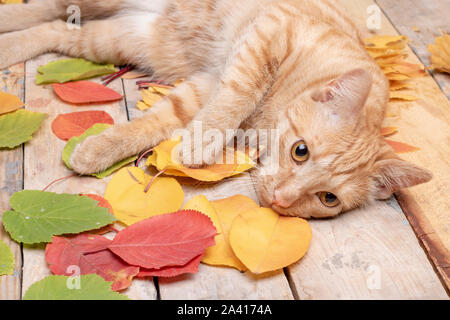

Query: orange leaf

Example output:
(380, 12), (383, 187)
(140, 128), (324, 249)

(52, 81), (122, 104)
(51, 111), (114, 140)
(380, 127), (398, 136)
(0, 91), (24, 115)
(385, 139), (420, 153)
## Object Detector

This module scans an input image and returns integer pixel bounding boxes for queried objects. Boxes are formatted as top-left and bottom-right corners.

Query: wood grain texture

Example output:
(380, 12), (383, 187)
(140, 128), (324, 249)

(375, 0), (450, 99)
(20, 54), (157, 300)
(287, 199), (447, 299)
(336, 0), (450, 295)
(0, 62), (24, 300)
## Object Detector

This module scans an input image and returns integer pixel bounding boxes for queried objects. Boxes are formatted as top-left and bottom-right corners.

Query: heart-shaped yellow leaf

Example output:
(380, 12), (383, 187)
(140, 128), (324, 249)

(229, 207), (311, 274)
(183, 195), (260, 271)
(104, 167), (184, 225)
(146, 138), (254, 182)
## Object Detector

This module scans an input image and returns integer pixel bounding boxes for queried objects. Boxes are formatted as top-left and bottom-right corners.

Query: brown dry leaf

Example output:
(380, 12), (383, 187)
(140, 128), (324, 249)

(427, 34), (450, 74)
(121, 71), (148, 79)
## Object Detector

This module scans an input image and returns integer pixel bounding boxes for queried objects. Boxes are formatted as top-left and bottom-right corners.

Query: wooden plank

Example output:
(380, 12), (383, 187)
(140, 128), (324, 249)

(121, 78), (295, 299)
(284, 0), (449, 299)
(343, 0), (450, 292)
(288, 200), (447, 299)
(0, 62), (24, 300)
(21, 54), (157, 300)
(376, 0), (450, 99)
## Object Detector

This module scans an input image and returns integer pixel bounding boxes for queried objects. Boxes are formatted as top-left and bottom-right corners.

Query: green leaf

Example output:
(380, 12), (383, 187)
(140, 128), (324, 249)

(0, 239), (14, 276)
(62, 123), (137, 179)
(92, 156), (138, 179)
(23, 274), (130, 300)
(0, 109), (46, 149)
(2, 190), (116, 244)
(36, 58), (116, 85)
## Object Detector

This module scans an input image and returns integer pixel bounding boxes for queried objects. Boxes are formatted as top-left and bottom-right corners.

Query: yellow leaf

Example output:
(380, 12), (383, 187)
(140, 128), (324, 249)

(380, 127), (398, 136)
(0, 91), (24, 115)
(389, 92), (418, 101)
(427, 34), (450, 74)
(183, 195), (260, 271)
(389, 80), (410, 91)
(229, 207), (312, 274)
(0, 0), (23, 3)
(146, 138), (255, 182)
(104, 167), (184, 225)
(364, 35), (408, 49)
(136, 83), (175, 110)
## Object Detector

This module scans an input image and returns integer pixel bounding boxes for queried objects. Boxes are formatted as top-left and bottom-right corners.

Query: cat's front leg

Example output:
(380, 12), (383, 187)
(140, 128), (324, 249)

(69, 73), (214, 174)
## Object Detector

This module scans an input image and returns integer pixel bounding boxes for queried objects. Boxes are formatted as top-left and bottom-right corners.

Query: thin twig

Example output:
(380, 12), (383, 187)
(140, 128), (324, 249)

(42, 174), (78, 191)
(102, 65), (134, 86)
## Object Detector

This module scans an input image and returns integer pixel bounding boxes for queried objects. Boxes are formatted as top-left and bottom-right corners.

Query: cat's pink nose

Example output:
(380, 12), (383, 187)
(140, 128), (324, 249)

(272, 190), (290, 208)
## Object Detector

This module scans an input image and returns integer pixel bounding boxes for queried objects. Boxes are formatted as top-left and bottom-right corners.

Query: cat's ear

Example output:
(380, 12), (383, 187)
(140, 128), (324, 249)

(370, 151), (432, 199)
(312, 68), (372, 119)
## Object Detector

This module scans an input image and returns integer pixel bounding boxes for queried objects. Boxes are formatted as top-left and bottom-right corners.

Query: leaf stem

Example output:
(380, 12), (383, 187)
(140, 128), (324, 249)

(42, 174), (78, 191)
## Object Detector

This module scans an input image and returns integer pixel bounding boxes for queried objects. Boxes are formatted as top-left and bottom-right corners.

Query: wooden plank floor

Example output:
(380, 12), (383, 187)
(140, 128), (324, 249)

(0, 0), (448, 299)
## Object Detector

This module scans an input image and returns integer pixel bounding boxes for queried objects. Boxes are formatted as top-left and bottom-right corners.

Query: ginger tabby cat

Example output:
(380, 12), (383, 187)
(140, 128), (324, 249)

(0, 0), (432, 218)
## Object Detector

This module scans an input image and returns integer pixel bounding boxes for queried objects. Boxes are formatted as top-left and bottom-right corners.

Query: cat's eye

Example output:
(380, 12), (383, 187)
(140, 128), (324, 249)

(291, 140), (309, 162)
(317, 192), (340, 207)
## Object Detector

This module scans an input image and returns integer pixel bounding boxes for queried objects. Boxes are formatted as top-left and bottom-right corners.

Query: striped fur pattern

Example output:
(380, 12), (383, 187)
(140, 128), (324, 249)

(0, 0), (431, 218)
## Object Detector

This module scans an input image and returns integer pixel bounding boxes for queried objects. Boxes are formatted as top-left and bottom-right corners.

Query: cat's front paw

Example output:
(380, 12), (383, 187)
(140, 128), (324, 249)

(69, 134), (116, 175)
(178, 141), (220, 169)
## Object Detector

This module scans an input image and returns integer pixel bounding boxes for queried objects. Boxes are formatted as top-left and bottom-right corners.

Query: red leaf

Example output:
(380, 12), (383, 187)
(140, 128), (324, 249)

(45, 235), (139, 291)
(137, 254), (203, 278)
(108, 210), (216, 269)
(81, 194), (114, 214)
(52, 80), (123, 104)
(52, 111), (114, 140)
(45, 235), (112, 274)
(385, 139), (420, 153)
(82, 250), (139, 291)
(80, 194), (115, 235)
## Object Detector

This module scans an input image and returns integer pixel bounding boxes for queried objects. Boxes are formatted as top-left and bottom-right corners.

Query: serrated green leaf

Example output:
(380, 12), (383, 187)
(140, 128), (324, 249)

(36, 58), (116, 85)
(0, 109), (46, 149)
(0, 239), (14, 276)
(62, 123), (137, 179)
(2, 190), (116, 244)
(23, 274), (130, 300)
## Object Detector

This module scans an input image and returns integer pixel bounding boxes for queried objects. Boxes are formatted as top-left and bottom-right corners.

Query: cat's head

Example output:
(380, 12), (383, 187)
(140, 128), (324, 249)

(255, 69), (432, 218)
